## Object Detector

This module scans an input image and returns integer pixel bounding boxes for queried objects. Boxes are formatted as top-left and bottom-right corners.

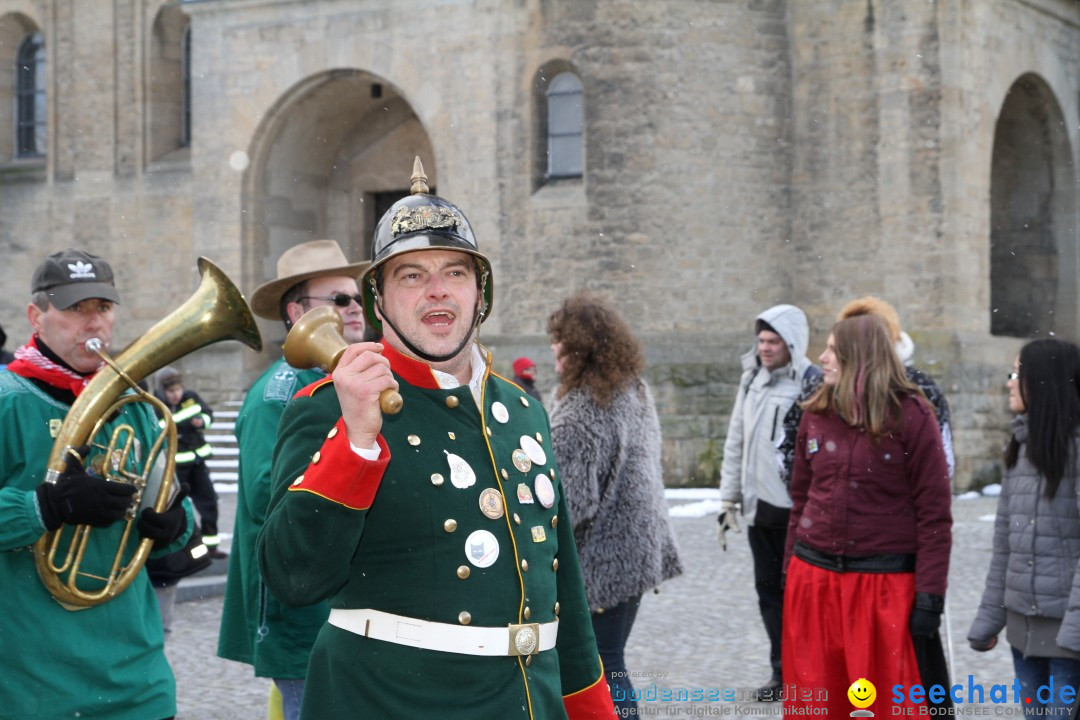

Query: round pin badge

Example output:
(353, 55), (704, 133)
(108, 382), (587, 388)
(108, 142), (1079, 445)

(479, 487), (505, 520)
(491, 401), (510, 424)
(465, 529), (500, 568)
(511, 448), (532, 473)
(444, 451), (477, 489)
(534, 473), (555, 509)
(519, 435), (547, 466)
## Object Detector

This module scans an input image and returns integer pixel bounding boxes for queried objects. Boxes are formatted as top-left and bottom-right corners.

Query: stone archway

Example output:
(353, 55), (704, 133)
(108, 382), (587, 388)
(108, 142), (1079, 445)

(241, 69), (435, 348)
(989, 73), (1077, 339)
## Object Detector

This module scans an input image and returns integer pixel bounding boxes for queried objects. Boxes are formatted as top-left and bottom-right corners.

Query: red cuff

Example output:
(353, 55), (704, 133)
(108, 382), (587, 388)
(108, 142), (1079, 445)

(286, 419), (389, 510)
(563, 672), (615, 718)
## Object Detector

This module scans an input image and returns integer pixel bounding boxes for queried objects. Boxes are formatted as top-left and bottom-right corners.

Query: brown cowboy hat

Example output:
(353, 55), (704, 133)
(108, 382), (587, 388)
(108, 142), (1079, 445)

(250, 240), (371, 320)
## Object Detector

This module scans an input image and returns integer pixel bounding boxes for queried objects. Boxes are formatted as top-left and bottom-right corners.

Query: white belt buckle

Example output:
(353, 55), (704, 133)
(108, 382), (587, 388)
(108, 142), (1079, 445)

(508, 623), (541, 656)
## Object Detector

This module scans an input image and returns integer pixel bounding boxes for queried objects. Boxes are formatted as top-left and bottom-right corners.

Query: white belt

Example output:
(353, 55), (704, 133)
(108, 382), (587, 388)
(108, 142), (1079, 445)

(328, 608), (558, 657)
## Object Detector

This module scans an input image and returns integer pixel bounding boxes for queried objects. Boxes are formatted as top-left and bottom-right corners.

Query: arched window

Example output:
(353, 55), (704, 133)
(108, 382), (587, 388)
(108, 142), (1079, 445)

(545, 72), (583, 179)
(180, 26), (192, 148)
(16, 32), (44, 158)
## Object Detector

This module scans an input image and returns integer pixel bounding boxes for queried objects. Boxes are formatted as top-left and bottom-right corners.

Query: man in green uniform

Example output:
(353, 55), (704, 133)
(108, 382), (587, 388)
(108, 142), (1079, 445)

(218, 240), (369, 720)
(0, 248), (194, 720)
(258, 160), (616, 719)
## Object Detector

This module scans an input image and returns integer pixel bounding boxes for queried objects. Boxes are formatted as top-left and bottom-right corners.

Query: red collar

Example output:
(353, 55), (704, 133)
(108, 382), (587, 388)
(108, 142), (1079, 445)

(381, 342), (442, 390)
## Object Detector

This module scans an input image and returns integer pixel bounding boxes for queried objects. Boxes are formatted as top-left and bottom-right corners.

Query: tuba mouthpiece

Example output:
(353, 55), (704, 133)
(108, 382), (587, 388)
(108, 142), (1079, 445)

(85, 338), (103, 353)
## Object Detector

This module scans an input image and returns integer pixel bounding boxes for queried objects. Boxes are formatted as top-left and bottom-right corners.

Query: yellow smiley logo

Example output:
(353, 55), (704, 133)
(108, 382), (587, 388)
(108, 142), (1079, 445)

(848, 678), (876, 709)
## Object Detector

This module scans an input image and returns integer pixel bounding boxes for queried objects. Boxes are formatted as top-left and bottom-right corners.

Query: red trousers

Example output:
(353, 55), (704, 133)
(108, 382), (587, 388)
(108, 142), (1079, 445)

(782, 556), (923, 717)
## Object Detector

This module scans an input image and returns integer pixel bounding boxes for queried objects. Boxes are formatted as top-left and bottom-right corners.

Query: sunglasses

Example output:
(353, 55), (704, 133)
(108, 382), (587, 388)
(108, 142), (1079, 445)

(298, 293), (363, 308)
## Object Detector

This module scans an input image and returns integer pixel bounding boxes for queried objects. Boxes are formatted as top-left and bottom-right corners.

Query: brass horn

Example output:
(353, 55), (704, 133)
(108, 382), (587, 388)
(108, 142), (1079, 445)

(33, 257), (263, 609)
(283, 305), (403, 414)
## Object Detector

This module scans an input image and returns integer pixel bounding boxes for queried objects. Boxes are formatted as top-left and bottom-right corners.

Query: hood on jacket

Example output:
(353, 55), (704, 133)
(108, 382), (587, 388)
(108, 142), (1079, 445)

(741, 304), (812, 378)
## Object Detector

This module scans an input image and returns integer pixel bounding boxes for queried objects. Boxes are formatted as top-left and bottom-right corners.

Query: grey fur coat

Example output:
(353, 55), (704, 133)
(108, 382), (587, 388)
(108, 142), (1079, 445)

(549, 379), (683, 610)
(968, 415), (1080, 653)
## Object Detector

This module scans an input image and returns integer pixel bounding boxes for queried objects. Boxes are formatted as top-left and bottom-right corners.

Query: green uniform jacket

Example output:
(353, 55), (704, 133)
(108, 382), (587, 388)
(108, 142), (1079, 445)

(258, 343), (614, 719)
(218, 358), (330, 677)
(0, 371), (192, 720)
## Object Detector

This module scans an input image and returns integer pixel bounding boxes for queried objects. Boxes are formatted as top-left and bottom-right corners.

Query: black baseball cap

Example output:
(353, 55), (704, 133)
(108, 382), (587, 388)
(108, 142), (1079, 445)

(32, 249), (121, 309)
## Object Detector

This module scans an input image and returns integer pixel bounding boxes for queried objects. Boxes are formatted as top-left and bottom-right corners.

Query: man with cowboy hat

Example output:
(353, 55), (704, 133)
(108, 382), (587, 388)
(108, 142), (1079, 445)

(217, 239), (369, 720)
(258, 159), (615, 718)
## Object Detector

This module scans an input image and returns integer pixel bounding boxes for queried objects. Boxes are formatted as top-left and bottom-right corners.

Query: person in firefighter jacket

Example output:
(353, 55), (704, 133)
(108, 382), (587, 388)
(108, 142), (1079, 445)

(155, 366), (224, 557)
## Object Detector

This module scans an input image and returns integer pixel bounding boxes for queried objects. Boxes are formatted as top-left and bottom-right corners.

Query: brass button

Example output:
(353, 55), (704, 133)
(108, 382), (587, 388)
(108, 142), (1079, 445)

(431, 473), (445, 486)
(444, 519), (458, 533)
(327, 427), (338, 439)
(407, 434), (421, 446)
(291, 475), (304, 486)
(536, 432), (543, 443)
(447, 431), (456, 440)
(501, 469), (508, 480)
(525, 655), (533, 667)
(554, 602), (560, 615)
(520, 559), (528, 572)
(550, 516), (558, 529)
(458, 611), (471, 625)
(457, 565), (470, 579)
(520, 397), (530, 407)
(486, 427), (492, 437)
(552, 558), (559, 571)
(311, 451), (321, 464)
(596, 607), (605, 615)
(446, 395), (460, 408)
(513, 513), (521, 525)
(523, 606), (531, 620)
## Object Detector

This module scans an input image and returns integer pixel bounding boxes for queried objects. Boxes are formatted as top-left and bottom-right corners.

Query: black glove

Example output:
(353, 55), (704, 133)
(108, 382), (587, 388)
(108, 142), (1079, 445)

(137, 483), (190, 550)
(969, 636), (998, 652)
(35, 448), (137, 531)
(909, 592), (945, 637)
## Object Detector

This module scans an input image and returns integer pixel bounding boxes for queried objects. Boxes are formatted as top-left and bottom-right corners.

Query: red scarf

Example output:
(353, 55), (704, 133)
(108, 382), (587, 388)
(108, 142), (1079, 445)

(7, 336), (97, 396)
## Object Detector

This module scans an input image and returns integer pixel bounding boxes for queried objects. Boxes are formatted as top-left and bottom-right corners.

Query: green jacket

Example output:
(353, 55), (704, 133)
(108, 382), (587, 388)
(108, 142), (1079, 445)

(258, 343), (614, 719)
(0, 370), (192, 720)
(218, 358), (330, 678)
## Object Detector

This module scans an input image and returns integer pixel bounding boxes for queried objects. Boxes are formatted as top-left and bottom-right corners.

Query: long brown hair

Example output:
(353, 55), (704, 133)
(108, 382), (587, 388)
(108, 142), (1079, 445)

(547, 291), (644, 407)
(803, 314), (921, 437)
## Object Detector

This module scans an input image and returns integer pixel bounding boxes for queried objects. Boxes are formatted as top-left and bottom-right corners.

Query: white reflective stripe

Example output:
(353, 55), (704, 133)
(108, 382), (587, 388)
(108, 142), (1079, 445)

(328, 608), (558, 656)
(194, 444), (213, 458)
(199, 413), (212, 430)
(175, 451), (198, 463)
(172, 404), (202, 423)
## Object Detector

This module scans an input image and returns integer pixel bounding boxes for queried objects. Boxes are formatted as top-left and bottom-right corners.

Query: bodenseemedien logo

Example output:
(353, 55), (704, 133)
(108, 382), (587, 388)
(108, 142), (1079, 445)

(891, 676), (1077, 715)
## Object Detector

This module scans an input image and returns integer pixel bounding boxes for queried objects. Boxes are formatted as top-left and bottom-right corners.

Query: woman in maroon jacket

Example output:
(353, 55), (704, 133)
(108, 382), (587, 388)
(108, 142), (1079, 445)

(782, 314), (952, 717)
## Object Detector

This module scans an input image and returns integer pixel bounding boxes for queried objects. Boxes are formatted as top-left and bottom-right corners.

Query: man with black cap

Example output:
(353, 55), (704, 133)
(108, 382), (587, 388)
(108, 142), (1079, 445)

(258, 160), (614, 719)
(0, 248), (193, 719)
(218, 239), (369, 720)
(718, 304), (819, 702)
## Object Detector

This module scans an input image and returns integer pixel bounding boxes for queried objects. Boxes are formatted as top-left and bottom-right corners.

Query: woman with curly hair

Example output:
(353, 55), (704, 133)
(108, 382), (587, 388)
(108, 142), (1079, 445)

(547, 291), (683, 714)
(783, 313), (952, 717)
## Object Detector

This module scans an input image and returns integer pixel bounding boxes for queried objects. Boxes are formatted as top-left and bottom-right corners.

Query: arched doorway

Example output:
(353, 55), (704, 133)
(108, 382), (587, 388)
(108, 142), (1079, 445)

(989, 73), (1077, 339)
(241, 69), (435, 348)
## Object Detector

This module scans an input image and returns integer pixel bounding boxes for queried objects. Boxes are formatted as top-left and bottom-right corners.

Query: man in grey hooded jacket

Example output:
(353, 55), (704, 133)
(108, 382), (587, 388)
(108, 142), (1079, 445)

(718, 304), (820, 701)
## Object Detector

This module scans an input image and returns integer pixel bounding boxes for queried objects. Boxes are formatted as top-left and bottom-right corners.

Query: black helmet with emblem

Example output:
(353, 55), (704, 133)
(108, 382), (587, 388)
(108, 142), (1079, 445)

(361, 157), (493, 337)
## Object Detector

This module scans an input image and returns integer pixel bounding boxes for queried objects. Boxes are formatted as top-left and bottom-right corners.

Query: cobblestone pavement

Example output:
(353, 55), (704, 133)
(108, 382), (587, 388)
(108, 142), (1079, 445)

(166, 493), (1016, 719)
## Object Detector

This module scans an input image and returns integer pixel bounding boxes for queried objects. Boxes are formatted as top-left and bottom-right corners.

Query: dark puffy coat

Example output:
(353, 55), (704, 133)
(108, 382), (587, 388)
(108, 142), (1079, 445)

(549, 380), (683, 609)
(968, 416), (1080, 652)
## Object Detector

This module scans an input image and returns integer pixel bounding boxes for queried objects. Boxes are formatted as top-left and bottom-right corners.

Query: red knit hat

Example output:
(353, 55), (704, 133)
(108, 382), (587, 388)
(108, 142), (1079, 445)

(512, 357), (535, 376)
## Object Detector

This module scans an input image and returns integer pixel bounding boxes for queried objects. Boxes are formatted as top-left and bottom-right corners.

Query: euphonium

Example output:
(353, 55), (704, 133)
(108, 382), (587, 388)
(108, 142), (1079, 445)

(33, 257), (262, 609)
(283, 305), (403, 414)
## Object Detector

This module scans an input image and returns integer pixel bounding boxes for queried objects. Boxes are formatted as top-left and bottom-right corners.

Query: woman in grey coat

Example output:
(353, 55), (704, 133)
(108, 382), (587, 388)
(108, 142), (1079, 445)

(969, 338), (1080, 715)
(547, 292), (683, 715)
